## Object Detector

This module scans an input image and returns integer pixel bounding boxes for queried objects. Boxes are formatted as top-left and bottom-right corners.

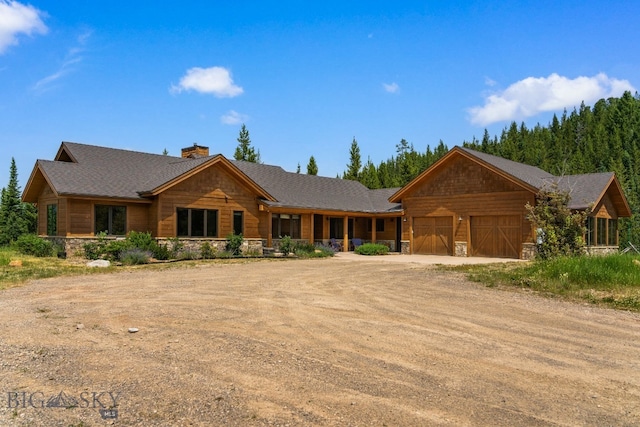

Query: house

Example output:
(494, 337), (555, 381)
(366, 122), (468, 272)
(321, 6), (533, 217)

(22, 142), (402, 256)
(22, 142), (631, 259)
(390, 146), (631, 258)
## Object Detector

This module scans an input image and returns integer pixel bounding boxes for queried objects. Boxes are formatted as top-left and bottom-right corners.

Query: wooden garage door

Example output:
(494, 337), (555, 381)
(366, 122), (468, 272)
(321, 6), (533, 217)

(413, 217), (452, 255)
(470, 215), (521, 258)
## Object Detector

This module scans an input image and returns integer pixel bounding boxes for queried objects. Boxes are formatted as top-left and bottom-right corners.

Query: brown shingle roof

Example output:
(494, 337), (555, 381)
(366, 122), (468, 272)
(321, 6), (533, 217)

(458, 146), (554, 189)
(231, 160), (402, 213)
(31, 142), (402, 213)
(37, 142), (212, 199)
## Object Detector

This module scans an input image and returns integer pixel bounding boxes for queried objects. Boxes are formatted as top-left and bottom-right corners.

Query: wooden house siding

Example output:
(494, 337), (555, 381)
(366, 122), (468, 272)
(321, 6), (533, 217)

(156, 163), (262, 238)
(68, 199), (93, 236)
(399, 154), (537, 257)
(592, 193), (618, 219)
(37, 184), (58, 235)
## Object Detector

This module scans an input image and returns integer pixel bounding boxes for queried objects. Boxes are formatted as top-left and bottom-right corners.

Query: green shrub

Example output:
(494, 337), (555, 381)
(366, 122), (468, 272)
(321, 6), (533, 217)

(294, 242), (316, 253)
(200, 242), (216, 259)
(119, 248), (151, 265)
(355, 243), (389, 256)
(13, 234), (54, 257)
(226, 233), (244, 256)
(127, 231), (155, 251)
(279, 235), (293, 255)
(167, 237), (184, 258)
(151, 243), (171, 260)
(103, 239), (130, 261)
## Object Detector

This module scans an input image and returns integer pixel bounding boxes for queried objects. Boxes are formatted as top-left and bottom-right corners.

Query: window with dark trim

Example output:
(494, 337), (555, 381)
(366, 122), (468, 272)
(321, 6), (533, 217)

(176, 208), (218, 237)
(272, 214), (301, 238)
(586, 217), (595, 246)
(95, 205), (126, 235)
(46, 204), (57, 236)
(608, 219), (618, 246)
(233, 211), (244, 235)
(597, 217), (607, 246)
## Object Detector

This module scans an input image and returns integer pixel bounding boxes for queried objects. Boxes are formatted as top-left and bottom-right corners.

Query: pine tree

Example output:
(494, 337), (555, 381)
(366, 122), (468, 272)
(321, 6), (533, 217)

(359, 157), (381, 189)
(296, 163), (301, 173)
(0, 158), (29, 245)
(233, 124), (261, 163)
(307, 156), (318, 175)
(343, 137), (362, 180)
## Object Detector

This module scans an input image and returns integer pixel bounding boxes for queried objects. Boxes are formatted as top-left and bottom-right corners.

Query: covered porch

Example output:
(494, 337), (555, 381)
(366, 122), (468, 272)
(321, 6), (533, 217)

(264, 209), (402, 252)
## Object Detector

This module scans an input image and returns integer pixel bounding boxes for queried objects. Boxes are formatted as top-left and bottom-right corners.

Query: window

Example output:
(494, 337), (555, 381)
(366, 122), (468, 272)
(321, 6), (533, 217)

(272, 214), (301, 238)
(233, 211), (244, 235)
(46, 204), (57, 236)
(367, 218), (385, 232)
(596, 218), (607, 246)
(608, 219), (618, 246)
(586, 217), (595, 246)
(177, 208), (218, 237)
(95, 205), (126, 235)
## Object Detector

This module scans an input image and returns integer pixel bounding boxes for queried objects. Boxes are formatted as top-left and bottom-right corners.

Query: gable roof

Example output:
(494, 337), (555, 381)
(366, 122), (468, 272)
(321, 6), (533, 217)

(23, 142), (402, 214)
(390, 146), (631, 217)
(24, 142), (266, 201)
(232, 160), (402, 213)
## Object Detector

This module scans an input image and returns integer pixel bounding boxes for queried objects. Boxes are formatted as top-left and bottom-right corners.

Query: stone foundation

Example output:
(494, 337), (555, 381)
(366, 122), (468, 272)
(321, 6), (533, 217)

(401, 240), (410, 255)
(454, 241), (467, 257)
(521, 243), (536, 260)
(586, 246), (619, 256)
(46, 236), (264, 259)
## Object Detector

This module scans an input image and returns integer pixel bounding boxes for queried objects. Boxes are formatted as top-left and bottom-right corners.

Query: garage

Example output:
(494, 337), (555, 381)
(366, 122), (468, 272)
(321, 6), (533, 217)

(413, 216), (453, 255)
(470, 215), (521, 258)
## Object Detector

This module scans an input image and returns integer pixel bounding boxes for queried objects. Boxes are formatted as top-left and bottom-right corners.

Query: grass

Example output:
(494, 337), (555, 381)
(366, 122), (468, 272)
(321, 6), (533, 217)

(0, 247), (317, 290)
(448, 253), (640, 311)
(0, 247), (117, 290)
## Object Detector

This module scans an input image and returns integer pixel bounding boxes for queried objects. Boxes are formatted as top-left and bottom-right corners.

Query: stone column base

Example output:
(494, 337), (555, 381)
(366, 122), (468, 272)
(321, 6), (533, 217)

(454, 241), (467, 257)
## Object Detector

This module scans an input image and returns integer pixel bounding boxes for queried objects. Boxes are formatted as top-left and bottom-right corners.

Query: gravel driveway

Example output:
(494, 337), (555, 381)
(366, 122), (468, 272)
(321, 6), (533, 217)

(0, 257), (638, 426)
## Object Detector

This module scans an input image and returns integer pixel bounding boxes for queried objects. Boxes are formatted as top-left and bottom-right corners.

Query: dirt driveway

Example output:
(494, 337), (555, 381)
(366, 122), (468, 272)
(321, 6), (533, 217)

(0, 256), (639, 426)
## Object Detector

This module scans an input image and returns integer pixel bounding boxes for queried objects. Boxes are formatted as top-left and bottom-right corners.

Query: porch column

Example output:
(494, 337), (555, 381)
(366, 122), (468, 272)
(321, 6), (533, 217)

(371, 217), (377, 243)
(343, 215), (349, 252)
(267, 211), (272, 248)
(309, 213), (314, 245)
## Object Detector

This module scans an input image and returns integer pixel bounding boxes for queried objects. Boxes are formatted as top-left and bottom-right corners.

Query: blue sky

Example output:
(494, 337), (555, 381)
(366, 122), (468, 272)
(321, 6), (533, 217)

(1, 1), (638, 190)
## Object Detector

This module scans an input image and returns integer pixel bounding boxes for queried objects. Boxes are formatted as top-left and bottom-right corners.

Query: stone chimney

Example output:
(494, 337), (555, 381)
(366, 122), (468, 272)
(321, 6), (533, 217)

(181, 143), (209, 158)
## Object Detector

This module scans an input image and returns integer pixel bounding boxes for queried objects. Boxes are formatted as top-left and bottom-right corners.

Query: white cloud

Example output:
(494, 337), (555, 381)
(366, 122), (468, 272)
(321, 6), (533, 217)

(0, 0), (47, 54)
(468, 73), (636, 126)
(32, 30), (91, 93)
(383, 82), (399, 94)
(220, 110), (248, 125)
(171, 66), (243, 97)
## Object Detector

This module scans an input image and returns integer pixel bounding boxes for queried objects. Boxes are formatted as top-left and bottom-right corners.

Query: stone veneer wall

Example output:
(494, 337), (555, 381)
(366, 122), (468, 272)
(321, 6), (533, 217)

(521, 243), (536, 260)
(586, 246), (619, 256)
(454, 241), (467, 257)
(45, 236), (263, 259)
(401, 240), (410, 254)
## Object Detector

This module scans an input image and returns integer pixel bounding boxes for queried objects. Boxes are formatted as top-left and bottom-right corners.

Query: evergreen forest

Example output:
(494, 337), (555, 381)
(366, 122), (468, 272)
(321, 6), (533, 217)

(341, 91), (640, 247)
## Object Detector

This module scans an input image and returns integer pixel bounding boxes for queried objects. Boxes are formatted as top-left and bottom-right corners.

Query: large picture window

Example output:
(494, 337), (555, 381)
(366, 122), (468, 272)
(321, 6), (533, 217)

(177, 208), (218, 237)
(47, 204), (57, 236)
(272, 214), (301, 238)
(95, 205), (126, 235)
(588, 217), (618, 247)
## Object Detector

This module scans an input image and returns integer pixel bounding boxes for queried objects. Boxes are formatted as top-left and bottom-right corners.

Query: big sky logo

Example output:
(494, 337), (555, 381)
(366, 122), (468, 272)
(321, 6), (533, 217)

(6, 390), (120, 419)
